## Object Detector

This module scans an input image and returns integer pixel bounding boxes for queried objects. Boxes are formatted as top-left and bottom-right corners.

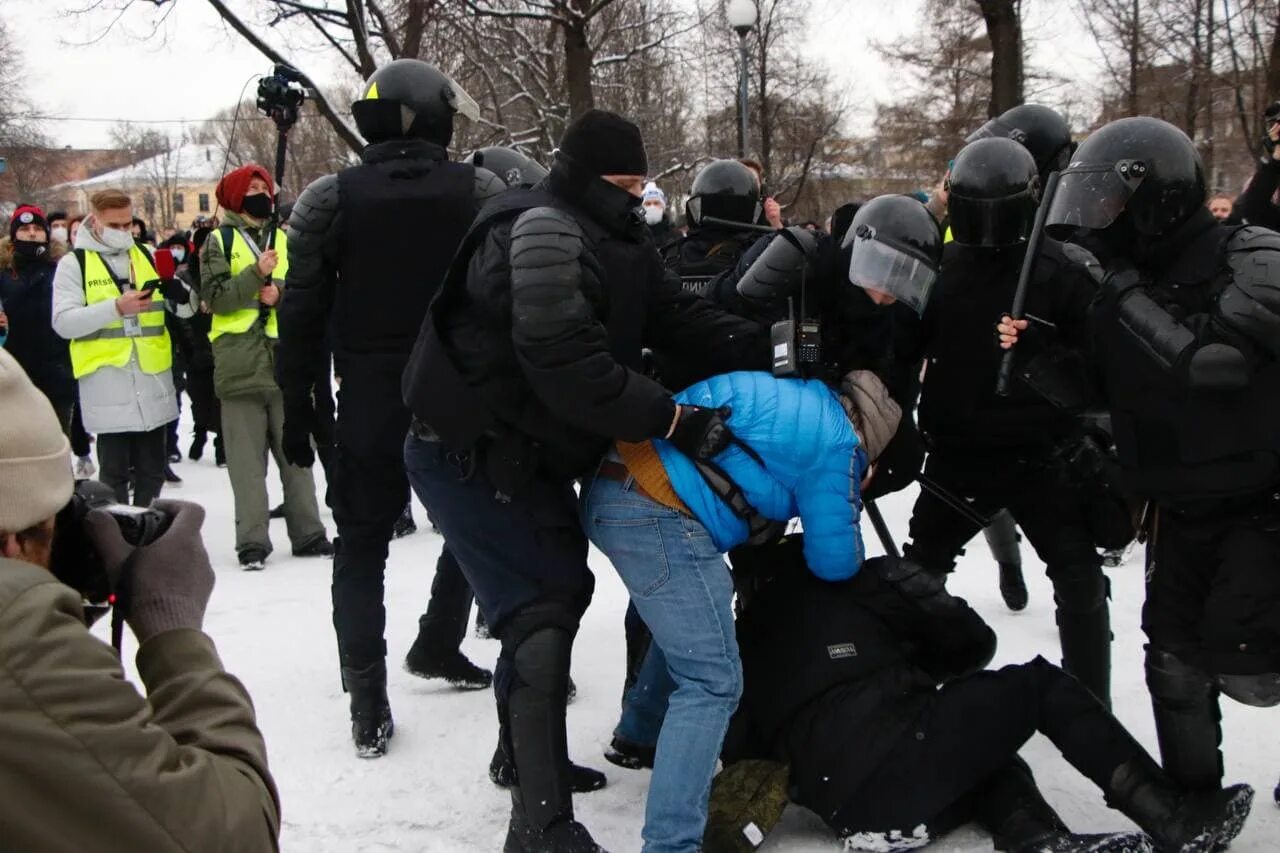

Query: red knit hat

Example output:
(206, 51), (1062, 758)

(215, 164), (274, 214)
(9, 204), (49, 241)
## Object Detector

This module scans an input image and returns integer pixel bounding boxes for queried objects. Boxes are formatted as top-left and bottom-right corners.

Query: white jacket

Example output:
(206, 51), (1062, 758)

(51, 227), (195, 435)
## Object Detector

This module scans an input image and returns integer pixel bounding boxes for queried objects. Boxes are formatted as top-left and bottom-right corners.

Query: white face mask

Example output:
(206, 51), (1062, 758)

(170, 247), (186, 263)
(100, 227), (136, 252)
(644, 205), (665, 226)
(50, 226), (68, 243)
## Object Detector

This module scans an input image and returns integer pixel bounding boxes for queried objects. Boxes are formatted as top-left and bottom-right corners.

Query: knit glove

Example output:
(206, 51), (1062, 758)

(84, 500), (214, 644)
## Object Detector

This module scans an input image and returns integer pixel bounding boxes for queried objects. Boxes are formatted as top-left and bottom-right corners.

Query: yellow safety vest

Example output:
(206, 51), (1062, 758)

(69, 247), (172, 379)
(944, 225), (954, 243)
(208, 227), (289, 342)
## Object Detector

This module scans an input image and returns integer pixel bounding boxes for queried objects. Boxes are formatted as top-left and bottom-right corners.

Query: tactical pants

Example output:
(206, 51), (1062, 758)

(184, 363), (221, 443)
(220, 388), (326, 556)
(330, 365), (475, 670)
(97, 426), (167, 507)
(1143, 497), (1280, 789)
(904, 450), (1111, 704)
(813, 658), (1143, 840)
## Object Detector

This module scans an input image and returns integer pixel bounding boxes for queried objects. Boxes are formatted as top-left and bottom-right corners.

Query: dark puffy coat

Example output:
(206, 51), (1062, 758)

(898, 238), (1095, 454)
(1234, 158), (1280, 232)
(724, 540), (995, 827)
(406, 159), (770, 479)
(0, 239), (75, 407)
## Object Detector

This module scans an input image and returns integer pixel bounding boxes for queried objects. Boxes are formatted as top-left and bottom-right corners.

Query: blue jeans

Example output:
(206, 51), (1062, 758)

(582, 470), (742, 853)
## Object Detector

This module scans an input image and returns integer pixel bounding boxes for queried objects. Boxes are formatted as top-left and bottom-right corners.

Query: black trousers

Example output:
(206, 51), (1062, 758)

(1145, 498), (1280, 676)
(826, 658), (1141, 839)
(416, 546), (475, 653)
(70, 398), (92, 458)
(185, 364), (220, 440)
(96, 426), (167, 506)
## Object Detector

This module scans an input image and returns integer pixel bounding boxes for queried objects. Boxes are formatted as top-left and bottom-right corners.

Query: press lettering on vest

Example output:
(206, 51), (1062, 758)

(827, 642), (858, 660)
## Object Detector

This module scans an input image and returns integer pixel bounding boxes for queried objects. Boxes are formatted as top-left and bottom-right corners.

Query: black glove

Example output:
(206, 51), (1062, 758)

(159, 277), (190, 303)
(282, 394), (317, 468)
(667, 404), (734, 460)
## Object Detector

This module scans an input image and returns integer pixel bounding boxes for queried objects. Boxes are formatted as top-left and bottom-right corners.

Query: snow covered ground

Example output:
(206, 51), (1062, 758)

(99, 419), (1280, 852)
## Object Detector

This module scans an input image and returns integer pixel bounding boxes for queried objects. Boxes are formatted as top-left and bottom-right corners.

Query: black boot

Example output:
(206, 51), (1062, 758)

(980, 760), (1153, 853)
(188, 432), (206, 461)
(1106, 756), (1253, 853)
(489, 742), (607, 793)
(404, 642), (492, 689)
(1145, 649), (1223, 792)
(603, 735), (655, 770)
(214, 435), (227, 467)
(503, 789), (605, 853)
(984, 512), (1028, 612)
(1057, 601), (1112, 709)
(1000, 561), (1030, 612)
(342, 662), (394, 759)
(393, 504), (417, 539)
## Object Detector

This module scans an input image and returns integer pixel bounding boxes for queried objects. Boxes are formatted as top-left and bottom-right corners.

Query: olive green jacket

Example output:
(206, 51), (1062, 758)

(0, 557), (281, 852)
(199, 210), (279, 400)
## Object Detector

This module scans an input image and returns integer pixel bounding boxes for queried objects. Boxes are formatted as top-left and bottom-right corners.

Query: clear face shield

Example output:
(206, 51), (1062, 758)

(846, 227), (938, 316)
(443, 74), (481, 122)
(1044, 160), (1146, 238)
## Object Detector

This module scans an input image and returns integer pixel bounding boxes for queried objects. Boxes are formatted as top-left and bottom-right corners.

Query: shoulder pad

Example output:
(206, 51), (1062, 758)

(1226, 224), (1280, 254)
(474, 166), (506, 202)
(288, 174), (340, 235)
(511, 206), (586, 243)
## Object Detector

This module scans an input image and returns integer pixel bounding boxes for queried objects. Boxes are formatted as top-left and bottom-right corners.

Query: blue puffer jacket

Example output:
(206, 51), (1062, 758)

(654, 371), (867, 580)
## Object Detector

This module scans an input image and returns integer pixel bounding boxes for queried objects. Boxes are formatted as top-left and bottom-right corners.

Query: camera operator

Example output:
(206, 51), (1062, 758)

(0, 348), (280, 852)
(1232, 101), (1280, 231)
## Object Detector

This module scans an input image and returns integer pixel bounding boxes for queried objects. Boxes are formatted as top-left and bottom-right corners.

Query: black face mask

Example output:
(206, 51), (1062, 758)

(13, 239), (49, 265)
(242, 193), (274, 220)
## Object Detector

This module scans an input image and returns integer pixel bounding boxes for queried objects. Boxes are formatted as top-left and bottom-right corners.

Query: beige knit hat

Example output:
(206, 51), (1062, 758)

(0, 349), (73, 533)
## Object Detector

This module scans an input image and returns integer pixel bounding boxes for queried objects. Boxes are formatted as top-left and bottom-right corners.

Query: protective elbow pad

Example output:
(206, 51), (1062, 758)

(509, 207), (590, 341)
(736, 226), (819, 312)
(288, 174), (341, 236)
(1216, 225), (1280, 359)
(1217, 671), (1280, 707)
(1116, 289), (1195, 372)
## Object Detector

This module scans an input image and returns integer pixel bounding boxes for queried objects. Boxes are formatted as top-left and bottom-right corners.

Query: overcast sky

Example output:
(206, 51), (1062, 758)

(9, 0), (1106, 150)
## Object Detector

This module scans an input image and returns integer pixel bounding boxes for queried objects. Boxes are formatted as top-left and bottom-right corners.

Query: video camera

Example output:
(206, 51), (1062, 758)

(257, 64), (308, 131)
(49, 481), (172, 630)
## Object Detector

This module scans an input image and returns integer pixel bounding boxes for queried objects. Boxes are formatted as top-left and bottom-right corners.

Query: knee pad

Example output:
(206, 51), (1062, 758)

(511, 627), (573, 696)
(1145, 646), (1223, 790)
(1052, 569), (1108, 613)
(1216, 672), (1280, 707)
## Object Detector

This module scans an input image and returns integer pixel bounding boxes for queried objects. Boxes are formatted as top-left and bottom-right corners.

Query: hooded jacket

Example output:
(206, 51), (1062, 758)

(198, 210), (280, 399)
(654, 371), (867, 580)
(0, 238), (75, 408)
(0, 557), (281, 852)
(50, 223), (196, 434)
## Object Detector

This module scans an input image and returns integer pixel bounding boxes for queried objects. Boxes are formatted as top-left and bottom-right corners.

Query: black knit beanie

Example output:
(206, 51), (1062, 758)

(558, 109), (647, 177)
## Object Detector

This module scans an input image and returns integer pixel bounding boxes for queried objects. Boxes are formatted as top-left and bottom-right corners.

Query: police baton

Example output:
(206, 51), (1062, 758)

(698, 215), (779, 234)
(996, 170), (1060, 397)
(864, 499), (901, 559)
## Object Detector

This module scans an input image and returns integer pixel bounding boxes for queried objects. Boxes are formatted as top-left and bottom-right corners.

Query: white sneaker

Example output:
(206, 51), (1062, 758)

(73, 456), (96, 480)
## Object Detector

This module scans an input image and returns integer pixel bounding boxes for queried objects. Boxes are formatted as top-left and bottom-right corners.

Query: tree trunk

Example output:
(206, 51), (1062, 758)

(1268, 6), (1280, 99)
(1128, 0), (1140, 116)
(1184, 0), (1204, 140)
(977, 0), (1023, 116)
(563, 0), (595, 119)
(1205, 0), (1217, 186)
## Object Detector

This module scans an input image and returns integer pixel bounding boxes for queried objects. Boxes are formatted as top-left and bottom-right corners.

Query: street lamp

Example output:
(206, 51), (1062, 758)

(726, 0), (757, 158)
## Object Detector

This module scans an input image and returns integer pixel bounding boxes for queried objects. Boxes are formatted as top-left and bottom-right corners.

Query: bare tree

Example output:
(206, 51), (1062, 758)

(977, 0), (1025, 115)
(0, 17), (58, 205)
(1077, 0), (1152, 116)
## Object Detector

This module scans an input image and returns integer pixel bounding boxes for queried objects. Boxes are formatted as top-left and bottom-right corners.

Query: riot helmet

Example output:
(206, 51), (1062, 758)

(351, 59), (480, 147)
(841, 194), (942, 315)
(1044, 116), (1205, 240)
(966, 104), (1076, 181)
(464, 146), (548, 188)
(947, 137), (1040, 248)
(685, 159), (761, 228)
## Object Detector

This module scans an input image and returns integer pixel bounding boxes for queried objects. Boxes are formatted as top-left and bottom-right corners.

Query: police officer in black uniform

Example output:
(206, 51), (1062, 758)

(1003, 116), (1280, 798)
(899, 137), (1113, 707)
(663, 158), (771, 295)
(278, 58), (504, 758)
(401, 109), (769, 851)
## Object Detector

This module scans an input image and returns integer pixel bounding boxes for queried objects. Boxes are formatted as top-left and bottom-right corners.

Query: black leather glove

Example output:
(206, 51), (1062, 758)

(667, 404), (734, 460)
(159, 277), (190, 303)
(282, 393), (318, 468)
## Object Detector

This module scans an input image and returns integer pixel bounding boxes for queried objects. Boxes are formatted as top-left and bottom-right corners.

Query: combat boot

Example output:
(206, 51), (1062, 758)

(342, 661), (394, 759)
(1106, 756), (1253, 852)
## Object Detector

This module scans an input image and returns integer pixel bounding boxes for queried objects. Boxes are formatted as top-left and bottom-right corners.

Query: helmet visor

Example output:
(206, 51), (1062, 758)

(948, 190), (1038, 247)
(443, 74), (481, 122)
(848, 234), (938, 315)
(1045, 162), (1143, 236)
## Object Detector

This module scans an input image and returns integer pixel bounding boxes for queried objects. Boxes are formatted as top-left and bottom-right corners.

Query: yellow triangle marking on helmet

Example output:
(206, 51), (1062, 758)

(366, 81), (379, 100)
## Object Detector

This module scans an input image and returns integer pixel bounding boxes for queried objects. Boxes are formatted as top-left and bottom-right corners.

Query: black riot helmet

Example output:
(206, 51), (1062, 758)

(685, 159), (761, 228)
(1045, 116), (1205, 240)
(464, 147), (548, 188)
(351, 59), (480, 147)
(966, 104), (1076, 182)
(947, 137), (1040, 248)
(841, 194), (943, 315)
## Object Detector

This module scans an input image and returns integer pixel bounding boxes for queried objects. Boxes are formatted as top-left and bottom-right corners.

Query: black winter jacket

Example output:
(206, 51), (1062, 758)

(0, 248), (74, 407)
(406, 160), (770, 479)
(724, 539), (995, 825)
(1234, 158), (1280, 232)
(898, 239), (1095, 454)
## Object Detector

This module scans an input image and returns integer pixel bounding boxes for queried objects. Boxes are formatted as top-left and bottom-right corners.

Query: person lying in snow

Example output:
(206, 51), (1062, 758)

(708, 537), (1255, 853)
